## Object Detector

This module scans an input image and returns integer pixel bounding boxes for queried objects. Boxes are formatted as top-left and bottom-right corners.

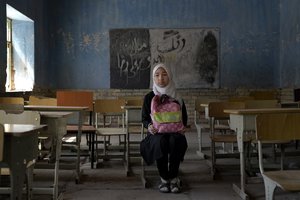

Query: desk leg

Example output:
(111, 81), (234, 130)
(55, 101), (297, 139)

(10, 162), (26, 200)
(9, 137), (27, 200)
(42, 117), (66, 200)
(75, 111), (83, 183)
(126, 129), (130, 176)
(232, 128), (249, 200)
(5, 133), (37, 200)
(55, 117), (66, 199)
(91, 133), (95, 169)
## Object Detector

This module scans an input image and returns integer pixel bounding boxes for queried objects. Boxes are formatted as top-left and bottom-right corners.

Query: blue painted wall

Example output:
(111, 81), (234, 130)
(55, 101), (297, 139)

(1, 0), (300, 91)
(279, 0), (300, 88)
(47, 0), (280, 89)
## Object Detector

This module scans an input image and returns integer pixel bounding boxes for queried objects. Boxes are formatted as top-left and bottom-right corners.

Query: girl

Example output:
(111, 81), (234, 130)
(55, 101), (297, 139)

(140, 63), (188, 193)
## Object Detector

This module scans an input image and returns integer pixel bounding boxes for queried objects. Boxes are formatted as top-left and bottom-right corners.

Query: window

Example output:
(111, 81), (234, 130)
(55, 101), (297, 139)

(6, 18), (14, 91)
(6, 4), (34, 92)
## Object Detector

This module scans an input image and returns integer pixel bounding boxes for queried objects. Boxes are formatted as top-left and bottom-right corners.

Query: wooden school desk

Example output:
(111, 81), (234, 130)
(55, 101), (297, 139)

(31, 111), (73, 200)
(24, 105), (88, 183)
(0, 124), (47, 200)
(223, 108), (300, 200)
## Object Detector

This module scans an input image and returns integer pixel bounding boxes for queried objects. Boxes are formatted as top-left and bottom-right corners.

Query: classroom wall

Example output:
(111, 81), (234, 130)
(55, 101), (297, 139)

(279, 0), (300, 88)
(1, 0), (300, 92)
(46, 0), (280, 89)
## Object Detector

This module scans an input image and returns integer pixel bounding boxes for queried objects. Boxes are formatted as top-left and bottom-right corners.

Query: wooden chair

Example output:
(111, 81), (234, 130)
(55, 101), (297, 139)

(255, 113), (300, 200)
(94, 99), (127, 168)
(194, 98), (229, 159)
(125, 98), (143, 107)
(56, 90), (96, 168)
(29, 95), (57, 106)
(249, 90), (277, 100)
(0, 97), (24, 113)
(28, 95), (58, 162)
(0, 110), (41, 199)
(244, 99), (280, 109)
(228, 96), (254, 102)
(244, 99), (289, 171)
(0, 97), (24, 104)
(123, 106), (143, 176)
(140, 123), (158, 188)
(208, 101), (246, 179)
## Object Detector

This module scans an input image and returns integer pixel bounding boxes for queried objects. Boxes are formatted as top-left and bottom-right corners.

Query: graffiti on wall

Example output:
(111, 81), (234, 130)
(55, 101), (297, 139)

(110, 28), (219, 89)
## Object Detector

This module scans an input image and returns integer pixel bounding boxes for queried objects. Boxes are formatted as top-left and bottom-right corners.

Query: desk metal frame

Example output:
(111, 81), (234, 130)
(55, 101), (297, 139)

(224, 108), (300, 200)
(25, 105), (88, 200)
(122, 106), (142, 176)
(25, 105), (88, 183)
(0, 124), (46, 200)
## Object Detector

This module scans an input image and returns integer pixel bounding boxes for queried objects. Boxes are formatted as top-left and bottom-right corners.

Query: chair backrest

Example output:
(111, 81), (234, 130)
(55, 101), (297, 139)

(245, 99), (280, 109)
(0, 110), (40, 125)
(118, 96), (143, 107)
(0, 97), (24, 113)
(125, 107), (142, 126)
(208, 101), (245, 119)
(125, 99), (143, 106)
(0, 110), (40, 165)
(0, 124), (4, 162)
(256, 113), (300, 141)
(57, 90), (94, 125)
(195, 98), (220, 112)
(249, 90), (277, 100)
(94, 99), (126, 114)
(56, 90), (94, 111)
(0, 97), (24, 105)
(94, 99), (126, 128)
(29, 95), (57, 106)
(228, 96), (254, 102)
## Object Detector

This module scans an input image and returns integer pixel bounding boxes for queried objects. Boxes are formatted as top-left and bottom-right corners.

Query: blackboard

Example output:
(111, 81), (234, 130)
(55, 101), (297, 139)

(110, 28), (219, 89)
(110, 29), (151, 89)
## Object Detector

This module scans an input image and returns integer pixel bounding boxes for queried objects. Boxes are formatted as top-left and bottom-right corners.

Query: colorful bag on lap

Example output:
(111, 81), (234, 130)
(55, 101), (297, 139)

(151, 95), (184, 133)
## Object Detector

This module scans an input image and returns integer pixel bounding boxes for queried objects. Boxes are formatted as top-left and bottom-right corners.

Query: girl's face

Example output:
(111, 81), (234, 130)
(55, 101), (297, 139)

(154, 67), (170, 88)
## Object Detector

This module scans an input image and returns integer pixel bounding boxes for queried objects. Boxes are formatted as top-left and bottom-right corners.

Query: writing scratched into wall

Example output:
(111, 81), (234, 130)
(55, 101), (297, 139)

(56, 29), (103, 57)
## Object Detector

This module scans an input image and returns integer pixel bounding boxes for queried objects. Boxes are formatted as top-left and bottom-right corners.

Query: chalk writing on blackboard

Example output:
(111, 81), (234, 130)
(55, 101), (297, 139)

(110, 28), (219, 89)
(110, 29), (151, 89)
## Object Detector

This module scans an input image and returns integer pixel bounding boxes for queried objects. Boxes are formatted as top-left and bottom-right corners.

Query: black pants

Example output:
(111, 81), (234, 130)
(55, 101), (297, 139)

(156, 133), (187, 180)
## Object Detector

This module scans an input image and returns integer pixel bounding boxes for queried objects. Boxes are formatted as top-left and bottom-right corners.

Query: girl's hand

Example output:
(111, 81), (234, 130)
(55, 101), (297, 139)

(178, 127), (186, 134)
(148, 124), (158, 134)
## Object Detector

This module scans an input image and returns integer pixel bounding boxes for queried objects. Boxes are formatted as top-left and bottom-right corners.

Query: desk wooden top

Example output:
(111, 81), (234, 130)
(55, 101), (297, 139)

(24, 105), (88, 111)
(4, 124), (47, 137)
(224, 108), (300, 115)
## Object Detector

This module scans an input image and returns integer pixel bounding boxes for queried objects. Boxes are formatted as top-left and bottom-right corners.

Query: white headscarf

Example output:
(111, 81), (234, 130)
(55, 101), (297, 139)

(152, 63), (177, 99)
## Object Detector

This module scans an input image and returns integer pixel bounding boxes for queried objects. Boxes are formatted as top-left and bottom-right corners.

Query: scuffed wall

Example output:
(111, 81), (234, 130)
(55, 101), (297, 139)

(47, 0), (280, 90)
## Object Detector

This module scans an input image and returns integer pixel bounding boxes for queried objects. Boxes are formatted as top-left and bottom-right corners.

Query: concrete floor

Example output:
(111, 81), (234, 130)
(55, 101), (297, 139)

(2, 127), (300, 200)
